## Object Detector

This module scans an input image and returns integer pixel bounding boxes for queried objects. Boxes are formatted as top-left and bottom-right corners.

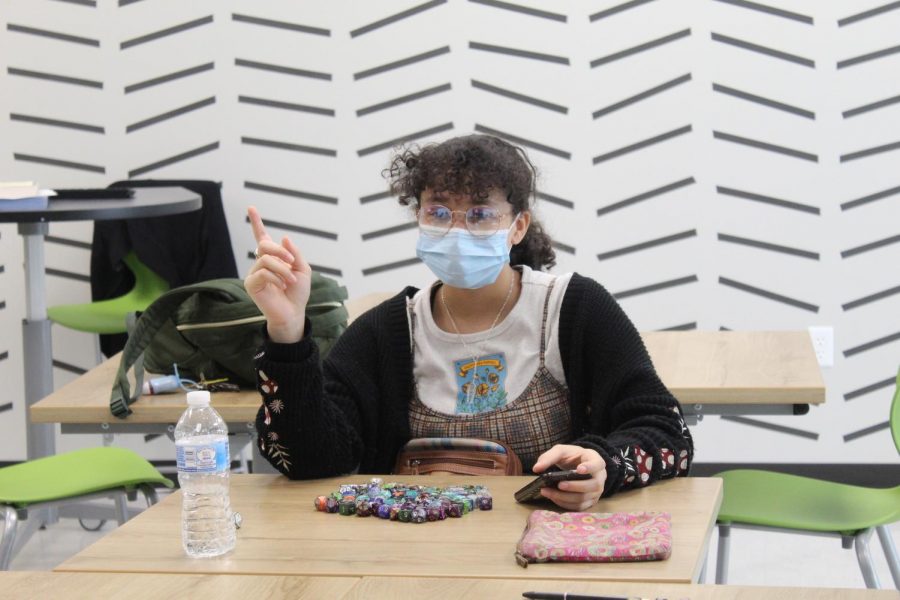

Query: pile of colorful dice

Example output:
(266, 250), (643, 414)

(314, 478), (492, 523)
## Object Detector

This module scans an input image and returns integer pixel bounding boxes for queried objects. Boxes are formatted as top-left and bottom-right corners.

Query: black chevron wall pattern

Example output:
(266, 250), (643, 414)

(0, 0), (898, 463)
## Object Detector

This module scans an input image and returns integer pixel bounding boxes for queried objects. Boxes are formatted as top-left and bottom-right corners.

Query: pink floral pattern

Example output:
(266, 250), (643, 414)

(516, 510), (672, 564)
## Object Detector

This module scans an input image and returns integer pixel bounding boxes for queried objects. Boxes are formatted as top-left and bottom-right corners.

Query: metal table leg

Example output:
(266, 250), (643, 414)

(19, 221), (55, 461)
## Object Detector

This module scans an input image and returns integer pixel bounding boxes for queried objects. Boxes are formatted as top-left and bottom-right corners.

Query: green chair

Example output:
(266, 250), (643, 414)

(714, 367), (900, 589)
(0, 446), (173, 570)
(47, 251), (169, 335)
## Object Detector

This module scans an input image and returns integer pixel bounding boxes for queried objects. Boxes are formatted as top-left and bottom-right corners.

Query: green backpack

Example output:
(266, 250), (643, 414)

(110, 274), (348, 418)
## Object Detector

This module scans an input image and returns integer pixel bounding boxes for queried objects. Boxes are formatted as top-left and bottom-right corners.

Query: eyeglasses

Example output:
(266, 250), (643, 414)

(417, 204), (512, 238)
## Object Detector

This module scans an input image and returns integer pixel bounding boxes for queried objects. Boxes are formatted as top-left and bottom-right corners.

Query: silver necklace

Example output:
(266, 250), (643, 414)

(441, 273), (516, 404)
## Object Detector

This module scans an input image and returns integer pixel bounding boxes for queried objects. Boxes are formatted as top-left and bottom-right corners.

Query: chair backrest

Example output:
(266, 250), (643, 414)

(93, 179), (238, 357)
(122, 251), (169, 300)
(891, 366), (900, 455)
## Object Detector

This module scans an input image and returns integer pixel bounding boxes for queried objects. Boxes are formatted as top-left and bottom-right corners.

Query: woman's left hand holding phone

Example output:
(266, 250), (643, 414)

(245, 206), (311, 344)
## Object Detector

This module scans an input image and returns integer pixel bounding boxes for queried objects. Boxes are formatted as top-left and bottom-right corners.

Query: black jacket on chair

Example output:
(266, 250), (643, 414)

(91, 179), (238, 357)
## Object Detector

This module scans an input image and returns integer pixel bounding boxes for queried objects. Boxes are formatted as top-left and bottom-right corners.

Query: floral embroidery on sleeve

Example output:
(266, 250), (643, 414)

(258, 370), (282, 426)
(657, 407), (690, 478)
(659, 448), (676, 478)
(617, 446), (636, 486)
(674, 407), (691, 475)
(634, 446), (651, 485)
(256, 369), (291, 469)
(259, 370), (279, 395)
(678, 449), (689, 474)
(619, 445), (652, 489)
(265, 432), (292, 470)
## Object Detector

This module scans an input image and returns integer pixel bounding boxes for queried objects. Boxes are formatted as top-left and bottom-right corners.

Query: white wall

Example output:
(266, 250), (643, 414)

(0, 0), (897, 463)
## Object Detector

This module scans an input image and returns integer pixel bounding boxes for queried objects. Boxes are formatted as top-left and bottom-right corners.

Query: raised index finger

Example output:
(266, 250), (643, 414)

(248, 205), (272, 244)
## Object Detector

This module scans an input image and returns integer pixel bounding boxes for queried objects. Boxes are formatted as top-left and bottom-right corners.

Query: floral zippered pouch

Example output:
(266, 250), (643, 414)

(515, 510), (672, 567)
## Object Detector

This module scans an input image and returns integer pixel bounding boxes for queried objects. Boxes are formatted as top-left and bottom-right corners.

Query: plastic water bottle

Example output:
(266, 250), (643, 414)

(175, 390), (235, 557)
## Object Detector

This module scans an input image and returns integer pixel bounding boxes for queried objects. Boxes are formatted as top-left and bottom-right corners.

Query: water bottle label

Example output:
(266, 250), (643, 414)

(176, 439), (229, 473)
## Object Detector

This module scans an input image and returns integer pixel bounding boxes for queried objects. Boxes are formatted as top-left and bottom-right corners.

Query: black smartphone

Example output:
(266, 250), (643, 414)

(514, 469), (592, 503)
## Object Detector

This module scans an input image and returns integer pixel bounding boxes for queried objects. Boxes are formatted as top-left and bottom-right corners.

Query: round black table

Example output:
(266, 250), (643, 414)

(0, 187), (201, 461)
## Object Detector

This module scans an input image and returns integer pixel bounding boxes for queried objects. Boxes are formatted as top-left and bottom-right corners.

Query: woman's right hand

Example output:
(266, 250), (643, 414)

(245, 206), (311, 344)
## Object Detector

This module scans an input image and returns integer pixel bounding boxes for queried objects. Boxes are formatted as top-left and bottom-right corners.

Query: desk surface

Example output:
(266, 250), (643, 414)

(348, 576), (898, 599)
(31, 330), (824, 425)
(2, 573), (893, 600)
(0, 186), (202, 223)
(0, 572), (359, 599)
(57, 474), (722, 583)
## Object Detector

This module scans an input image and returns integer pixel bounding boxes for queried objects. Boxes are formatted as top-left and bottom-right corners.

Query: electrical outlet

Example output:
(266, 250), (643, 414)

(808, 326), (834, 368)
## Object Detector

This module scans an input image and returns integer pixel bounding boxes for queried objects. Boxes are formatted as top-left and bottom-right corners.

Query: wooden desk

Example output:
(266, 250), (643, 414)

(2, 574), (893, 600)
(30, 330), (824, 432)
(0, 572), (358, 599)
(1, 574), (893, 600)
(56, 474), (722, 583)
(643, 331), (824, 418)
(350, 577), (899, 599)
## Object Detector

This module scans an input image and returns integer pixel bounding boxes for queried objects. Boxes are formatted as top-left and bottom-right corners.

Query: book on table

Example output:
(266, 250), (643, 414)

(0, 181), (56, 210)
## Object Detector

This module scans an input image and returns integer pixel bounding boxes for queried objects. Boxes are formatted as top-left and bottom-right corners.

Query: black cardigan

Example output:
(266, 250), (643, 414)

(255, 273), (693, 497)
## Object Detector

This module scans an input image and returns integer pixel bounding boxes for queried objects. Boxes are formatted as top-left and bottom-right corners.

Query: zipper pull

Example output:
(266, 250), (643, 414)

(410, 458), (420, 475)
(514, 550), (529, 568)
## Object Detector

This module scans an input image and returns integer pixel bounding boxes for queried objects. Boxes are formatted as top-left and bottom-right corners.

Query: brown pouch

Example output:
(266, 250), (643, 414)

(393, 437), (522, 476)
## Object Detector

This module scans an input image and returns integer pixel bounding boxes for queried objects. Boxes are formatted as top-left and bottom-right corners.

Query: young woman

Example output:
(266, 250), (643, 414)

(246, 134), (692, 510)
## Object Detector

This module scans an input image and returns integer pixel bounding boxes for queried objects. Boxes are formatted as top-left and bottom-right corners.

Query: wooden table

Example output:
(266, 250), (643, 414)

(2, 573), (894, 600)
(0, 572), (358, 599)
(3, 573), (894, 600)
(348, 576), (900, 599)
(56, 474), (723, 583)
(643, 331), (824, 418)
(30, 331), (825, 436)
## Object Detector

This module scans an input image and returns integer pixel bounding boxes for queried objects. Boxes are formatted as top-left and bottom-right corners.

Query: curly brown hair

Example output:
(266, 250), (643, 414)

(385, 134), (556, 270)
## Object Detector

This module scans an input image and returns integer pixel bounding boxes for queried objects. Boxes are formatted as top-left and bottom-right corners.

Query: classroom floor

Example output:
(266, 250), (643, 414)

(9, 490), (899, 590)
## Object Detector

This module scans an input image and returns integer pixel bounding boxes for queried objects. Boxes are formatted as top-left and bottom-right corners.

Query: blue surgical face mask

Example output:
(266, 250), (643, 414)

(416, 217), (519, 289)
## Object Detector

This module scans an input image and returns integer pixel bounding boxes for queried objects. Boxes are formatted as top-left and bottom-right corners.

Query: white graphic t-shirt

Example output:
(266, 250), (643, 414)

(410, 266), (572, 415)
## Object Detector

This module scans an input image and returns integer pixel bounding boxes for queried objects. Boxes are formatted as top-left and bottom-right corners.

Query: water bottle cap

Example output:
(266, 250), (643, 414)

(186, 390), (211, 406)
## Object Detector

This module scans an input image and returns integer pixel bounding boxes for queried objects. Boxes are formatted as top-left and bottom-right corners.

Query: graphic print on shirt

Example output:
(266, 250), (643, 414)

(454, 352), (508, 413)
